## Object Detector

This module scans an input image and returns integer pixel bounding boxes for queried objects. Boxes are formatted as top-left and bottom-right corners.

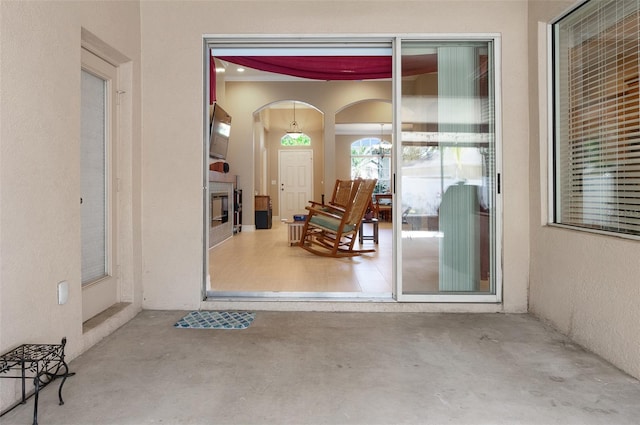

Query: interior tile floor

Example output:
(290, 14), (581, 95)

(2, 310), (639, 424)
(209, 220), (394, 294)
(209, 219), (486, 296)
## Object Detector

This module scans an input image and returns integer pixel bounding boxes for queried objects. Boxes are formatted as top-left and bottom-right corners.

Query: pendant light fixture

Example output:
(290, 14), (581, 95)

(286, 101), (302, 138)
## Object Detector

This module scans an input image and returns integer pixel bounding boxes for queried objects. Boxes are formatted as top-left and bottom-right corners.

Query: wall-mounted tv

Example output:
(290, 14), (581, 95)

(209, 103), (232, 160)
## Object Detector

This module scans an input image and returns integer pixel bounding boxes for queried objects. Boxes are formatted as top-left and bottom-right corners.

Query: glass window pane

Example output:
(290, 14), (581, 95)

(553, 0), (640, 236)
(81, 70), (108, 285)
(400, 40), (496, 295)
(351, 138), (392, 193)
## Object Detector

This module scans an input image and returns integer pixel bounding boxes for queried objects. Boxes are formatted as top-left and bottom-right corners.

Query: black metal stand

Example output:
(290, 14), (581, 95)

(0, 337), (75, 425)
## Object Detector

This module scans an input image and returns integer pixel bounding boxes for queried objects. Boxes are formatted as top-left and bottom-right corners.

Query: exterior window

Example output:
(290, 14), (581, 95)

(281, 133), (311, 146)
(553, 0), (640, 236)
(351, 137), (391, 193)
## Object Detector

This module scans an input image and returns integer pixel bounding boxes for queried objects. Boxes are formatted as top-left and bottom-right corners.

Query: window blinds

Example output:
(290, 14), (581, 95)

(555, 0), (640, 235)
(81, 70), (108, 284)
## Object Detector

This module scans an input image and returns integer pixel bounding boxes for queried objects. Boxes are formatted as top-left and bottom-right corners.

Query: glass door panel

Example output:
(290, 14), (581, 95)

(398, 39), (499, 300)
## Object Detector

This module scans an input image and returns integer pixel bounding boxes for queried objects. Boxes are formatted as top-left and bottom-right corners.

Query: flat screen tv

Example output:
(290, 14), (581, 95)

(209, 103), (232, 159)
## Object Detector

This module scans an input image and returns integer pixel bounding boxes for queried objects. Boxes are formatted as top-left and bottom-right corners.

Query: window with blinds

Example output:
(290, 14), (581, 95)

(553, 0), (640, 236)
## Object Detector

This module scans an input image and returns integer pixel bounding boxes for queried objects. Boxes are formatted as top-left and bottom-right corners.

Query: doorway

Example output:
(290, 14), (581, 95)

(204, 36), (502, 303)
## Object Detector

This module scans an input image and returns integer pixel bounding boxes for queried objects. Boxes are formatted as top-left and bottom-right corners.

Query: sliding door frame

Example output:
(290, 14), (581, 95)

(393, 35), (503, 303)
(202, 34), (502, 304)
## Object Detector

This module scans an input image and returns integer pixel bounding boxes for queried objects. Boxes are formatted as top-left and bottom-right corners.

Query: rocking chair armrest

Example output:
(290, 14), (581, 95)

(305, 201), (346, 215)
(305, 205), (344, 221)
(319, 203), (346, 215)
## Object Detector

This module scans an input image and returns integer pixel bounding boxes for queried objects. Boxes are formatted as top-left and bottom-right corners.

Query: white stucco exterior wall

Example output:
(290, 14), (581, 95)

(0, 0), (142, 409)
(139, 0), (531, 313)
(528, 0), (640, 379)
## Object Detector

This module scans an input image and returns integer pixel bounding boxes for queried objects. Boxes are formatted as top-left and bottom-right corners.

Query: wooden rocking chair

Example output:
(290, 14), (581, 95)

(329, 179), (354, 208)
(307, 179), (354, 211)
(299, 178), (377, 257)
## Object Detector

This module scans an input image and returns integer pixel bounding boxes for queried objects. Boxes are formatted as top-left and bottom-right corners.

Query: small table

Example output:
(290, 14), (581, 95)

(0, 337), (75, 425)
(286, 220), (305, 246)
(359, 218), (379, 244)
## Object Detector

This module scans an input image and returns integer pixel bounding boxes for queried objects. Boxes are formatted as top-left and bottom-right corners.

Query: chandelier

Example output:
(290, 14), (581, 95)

(286, 101), (302, 138)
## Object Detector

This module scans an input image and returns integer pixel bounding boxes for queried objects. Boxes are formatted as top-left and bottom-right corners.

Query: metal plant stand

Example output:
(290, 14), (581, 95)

(0, 337), (75, 425)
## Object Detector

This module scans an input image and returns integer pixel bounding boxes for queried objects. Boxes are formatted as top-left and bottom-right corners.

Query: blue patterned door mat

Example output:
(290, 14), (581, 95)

(174, 311), (255, 329)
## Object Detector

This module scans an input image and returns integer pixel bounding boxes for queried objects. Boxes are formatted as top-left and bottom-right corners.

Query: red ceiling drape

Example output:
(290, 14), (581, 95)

(210, 54), (217, 103)
(210, 53), (438, 103)
(219, 56), (394, 80)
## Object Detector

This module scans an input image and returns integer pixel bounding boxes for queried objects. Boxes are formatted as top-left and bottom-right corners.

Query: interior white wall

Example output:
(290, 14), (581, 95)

(138, 0), (531, 313)
(527, 0), (640, 379)
(334, 100), (393, 183)
(232, 81), (389, 218)
(0, 0), (143, 410)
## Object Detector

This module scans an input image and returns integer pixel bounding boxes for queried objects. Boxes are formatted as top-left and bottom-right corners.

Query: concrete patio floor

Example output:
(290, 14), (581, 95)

(2, 310), (639, 424)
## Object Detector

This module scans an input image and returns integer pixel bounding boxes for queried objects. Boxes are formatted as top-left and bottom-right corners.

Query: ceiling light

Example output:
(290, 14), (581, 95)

(286, 101), (303, 138)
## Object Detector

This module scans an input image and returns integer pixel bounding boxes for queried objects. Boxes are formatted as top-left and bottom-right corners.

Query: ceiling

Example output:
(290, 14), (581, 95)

(215, 59), (314, 82)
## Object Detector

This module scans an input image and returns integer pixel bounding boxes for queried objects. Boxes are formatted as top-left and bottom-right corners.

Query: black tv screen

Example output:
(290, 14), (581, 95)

(209, 103), (232, 159)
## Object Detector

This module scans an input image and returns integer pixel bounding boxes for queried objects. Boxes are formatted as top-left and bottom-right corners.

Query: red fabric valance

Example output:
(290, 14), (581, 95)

(210, 54), (438, 103)
(219, 56), (393, 80)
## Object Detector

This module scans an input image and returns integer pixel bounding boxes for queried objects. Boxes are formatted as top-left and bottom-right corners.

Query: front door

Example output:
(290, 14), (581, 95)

(279, 149), (313, 220)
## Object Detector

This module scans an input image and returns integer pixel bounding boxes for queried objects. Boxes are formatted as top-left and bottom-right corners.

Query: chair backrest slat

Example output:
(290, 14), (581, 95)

(331, 179), (353, 208)
(345, 179), (377, 226)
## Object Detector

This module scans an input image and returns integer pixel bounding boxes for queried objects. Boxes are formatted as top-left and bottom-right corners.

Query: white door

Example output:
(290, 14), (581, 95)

(279, 150), (313, 220)
(81, 48), (119, 322)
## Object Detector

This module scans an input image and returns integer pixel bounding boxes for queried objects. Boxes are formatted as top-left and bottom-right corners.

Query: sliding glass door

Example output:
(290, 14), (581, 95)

(395, 38), (501, 302)
(203, 36), (501, 302)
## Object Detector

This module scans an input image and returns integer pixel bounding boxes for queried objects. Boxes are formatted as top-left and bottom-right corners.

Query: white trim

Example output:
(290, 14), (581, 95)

(207, 291), (393, 299)
(202, 299), (503, 313)
(392, 36), (401, 301)
(494, 36), (504, 304)
(204, 33), (502, 43)
(547, 223), (640, 242)
(202, 40), (210, 301)
(212, 46), (391, 56)
(547, 23), (556, 225)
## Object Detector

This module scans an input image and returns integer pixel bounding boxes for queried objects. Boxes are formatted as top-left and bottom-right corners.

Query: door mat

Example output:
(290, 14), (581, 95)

(174, 311), (255, 329)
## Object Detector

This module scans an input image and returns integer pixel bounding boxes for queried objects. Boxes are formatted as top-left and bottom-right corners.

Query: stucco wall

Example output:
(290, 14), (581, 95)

(0, 0), (143, 410)
(528, 0), (640, 379)
(139, 0), (530, 312)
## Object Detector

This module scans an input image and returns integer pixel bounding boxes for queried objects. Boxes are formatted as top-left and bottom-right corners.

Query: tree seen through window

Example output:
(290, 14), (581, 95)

(351, 137), (391, 193)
